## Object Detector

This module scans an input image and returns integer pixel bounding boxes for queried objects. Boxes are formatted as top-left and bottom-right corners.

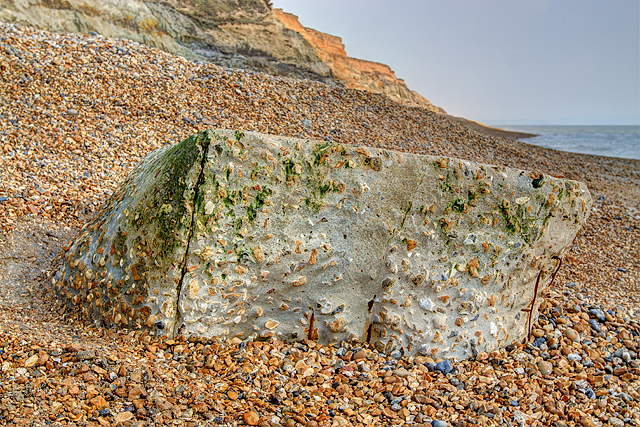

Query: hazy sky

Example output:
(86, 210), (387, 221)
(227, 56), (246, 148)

(271, 0), (640, 125)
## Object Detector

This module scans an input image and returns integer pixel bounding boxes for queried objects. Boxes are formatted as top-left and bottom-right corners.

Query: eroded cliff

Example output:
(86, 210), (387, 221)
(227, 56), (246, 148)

(0, 0), (332, 81)
(274, 9), (444, 112)
(0, 0), (443, 111)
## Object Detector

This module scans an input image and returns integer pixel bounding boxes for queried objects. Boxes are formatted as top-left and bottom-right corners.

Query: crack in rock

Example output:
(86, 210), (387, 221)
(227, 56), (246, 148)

(172, 135), (211, 337)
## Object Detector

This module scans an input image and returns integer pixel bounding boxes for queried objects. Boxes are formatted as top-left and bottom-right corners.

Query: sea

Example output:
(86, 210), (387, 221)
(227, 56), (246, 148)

(496, 125), (640, 160)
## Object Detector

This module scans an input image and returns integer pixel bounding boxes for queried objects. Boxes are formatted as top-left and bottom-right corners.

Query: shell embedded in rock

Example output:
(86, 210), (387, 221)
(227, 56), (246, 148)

(53, 129), (592, 359)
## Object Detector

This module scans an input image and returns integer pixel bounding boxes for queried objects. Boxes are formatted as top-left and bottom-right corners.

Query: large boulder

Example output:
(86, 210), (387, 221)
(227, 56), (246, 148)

(53, 130), (591, 359)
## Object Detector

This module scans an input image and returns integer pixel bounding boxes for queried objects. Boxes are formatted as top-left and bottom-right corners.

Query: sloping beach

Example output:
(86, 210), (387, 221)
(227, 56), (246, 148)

(1, 24), (639, 427)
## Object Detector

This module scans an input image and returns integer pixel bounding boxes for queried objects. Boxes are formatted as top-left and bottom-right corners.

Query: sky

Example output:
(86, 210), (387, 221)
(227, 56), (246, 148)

(271, 0), (640, 125)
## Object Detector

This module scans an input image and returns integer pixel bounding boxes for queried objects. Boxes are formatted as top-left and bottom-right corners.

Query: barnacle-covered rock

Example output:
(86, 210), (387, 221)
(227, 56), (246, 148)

(53, 129), (591, 359)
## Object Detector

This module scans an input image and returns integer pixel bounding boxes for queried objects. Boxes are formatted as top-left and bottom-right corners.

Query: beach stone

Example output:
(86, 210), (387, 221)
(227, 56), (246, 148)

(531, 328), (545, 338)
(393, 367), (409, 378)
(589, 307), (606, 322)
(533, 337), (546, 348)
(389, 350), (402, 359)
(566, 353), (582, 362)
(53, 129), (591, 358)
(243, 411), (260, 426)
(114, 411), (134, 423)
(588, 319), (601, 332)
(24, 354), (38, 368)
(76, 350), (96, 360)
(436, 360), (454, 375)
(608, 417), (625, 427)
(565, 328), (580, 342)
(353, 350), (367, 360)
(537, 360), (553, 376)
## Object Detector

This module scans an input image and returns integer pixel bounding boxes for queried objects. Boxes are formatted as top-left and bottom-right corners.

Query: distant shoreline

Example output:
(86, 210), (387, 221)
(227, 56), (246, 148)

(444, 115), (537, 140)
(487, 124), (640, 161)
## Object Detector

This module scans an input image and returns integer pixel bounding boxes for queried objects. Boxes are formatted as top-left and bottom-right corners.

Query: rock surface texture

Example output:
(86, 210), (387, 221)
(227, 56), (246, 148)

(54, 130), (592, 359)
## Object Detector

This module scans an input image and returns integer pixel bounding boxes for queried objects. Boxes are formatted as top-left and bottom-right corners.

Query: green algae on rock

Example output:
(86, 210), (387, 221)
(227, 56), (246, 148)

(53, 132), (209, 335)
(53, 130), (592, 359)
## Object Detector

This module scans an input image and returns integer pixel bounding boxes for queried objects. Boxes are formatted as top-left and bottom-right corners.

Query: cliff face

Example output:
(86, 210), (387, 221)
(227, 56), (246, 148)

(0, 0), (332, 80)
(0, 0), (442, 111)
(274, 9), (443, 113)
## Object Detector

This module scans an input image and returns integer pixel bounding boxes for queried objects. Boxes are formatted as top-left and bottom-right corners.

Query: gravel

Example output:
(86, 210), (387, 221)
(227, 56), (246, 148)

(0, 22), (639, 427)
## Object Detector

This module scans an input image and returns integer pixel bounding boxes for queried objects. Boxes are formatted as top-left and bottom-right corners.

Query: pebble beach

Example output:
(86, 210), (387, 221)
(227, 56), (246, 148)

(1, 22), (639, 427)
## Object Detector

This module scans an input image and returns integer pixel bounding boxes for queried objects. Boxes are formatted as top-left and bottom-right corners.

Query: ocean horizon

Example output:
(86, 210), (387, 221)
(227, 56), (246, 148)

(496, 125), (640, 161)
